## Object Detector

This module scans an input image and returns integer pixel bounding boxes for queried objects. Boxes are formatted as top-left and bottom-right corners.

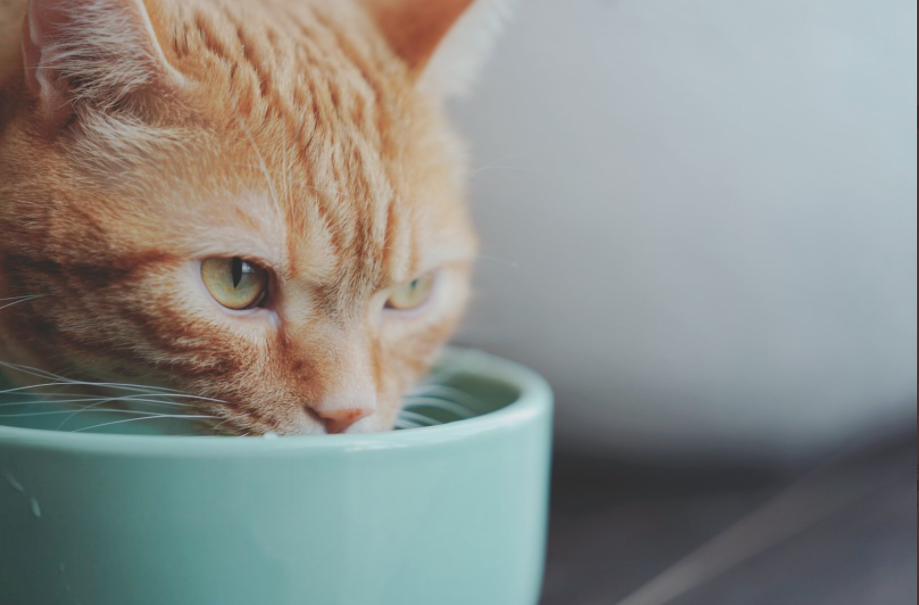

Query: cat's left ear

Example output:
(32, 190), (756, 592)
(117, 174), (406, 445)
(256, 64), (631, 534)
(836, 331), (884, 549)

(361, 0), (515, 96)
(21, 0), (184, 124)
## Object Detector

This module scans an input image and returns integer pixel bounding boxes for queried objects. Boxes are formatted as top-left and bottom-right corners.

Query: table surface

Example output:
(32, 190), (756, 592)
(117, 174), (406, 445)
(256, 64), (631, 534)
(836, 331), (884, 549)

(540, 432), (916, 605)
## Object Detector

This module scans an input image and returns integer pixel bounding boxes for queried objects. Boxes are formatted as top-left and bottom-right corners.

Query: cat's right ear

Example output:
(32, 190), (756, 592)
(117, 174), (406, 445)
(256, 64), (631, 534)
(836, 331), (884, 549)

(21, 0), (184, 125)
(361, 0), (515, 97)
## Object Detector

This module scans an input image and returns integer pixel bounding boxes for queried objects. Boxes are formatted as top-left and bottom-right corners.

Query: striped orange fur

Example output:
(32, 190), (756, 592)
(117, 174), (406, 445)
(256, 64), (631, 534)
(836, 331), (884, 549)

(0, 0), (508, 435)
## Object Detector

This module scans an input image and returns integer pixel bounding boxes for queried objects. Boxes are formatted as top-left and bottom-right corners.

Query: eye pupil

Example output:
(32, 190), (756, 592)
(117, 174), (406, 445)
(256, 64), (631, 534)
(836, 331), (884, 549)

(201, 257), (269, 311)
(231, 257), (243, 288)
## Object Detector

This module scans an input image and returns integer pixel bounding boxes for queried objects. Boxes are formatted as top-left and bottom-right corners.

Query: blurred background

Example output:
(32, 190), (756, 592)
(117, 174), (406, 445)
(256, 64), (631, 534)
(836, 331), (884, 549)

(454, 0), (916, 461)
(450, 0), (916, 602)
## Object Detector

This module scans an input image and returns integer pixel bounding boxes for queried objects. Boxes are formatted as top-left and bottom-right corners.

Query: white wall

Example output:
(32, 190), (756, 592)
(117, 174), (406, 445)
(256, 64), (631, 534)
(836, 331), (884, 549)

(451, 0), (918, 459)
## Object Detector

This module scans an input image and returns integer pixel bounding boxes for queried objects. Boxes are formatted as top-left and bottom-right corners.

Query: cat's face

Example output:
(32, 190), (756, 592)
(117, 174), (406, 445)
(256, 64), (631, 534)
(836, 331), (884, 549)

(0, 0), (505, 434)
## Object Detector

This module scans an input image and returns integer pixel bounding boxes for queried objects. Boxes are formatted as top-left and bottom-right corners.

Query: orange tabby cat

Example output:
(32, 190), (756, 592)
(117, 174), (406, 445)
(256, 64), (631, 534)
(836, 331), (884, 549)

(0, 0), (510, 435)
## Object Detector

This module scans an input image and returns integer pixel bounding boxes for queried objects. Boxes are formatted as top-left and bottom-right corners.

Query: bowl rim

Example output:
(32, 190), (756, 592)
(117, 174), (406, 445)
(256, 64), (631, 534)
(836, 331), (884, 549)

(0, 348), (552, 455)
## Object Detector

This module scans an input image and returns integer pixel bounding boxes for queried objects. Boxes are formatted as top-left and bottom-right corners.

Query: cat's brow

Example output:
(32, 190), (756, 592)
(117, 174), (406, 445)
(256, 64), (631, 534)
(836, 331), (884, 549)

(184, 231), (283, 266)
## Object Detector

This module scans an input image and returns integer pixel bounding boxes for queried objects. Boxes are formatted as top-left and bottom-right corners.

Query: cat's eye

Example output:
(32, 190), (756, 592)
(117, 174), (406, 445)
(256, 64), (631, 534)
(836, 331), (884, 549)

(201, 257), (269, 311)
(386, 273), (436, 311)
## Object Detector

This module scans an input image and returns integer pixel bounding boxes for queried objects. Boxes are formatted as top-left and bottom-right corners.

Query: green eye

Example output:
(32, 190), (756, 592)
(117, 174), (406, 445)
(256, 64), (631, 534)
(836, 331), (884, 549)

(386, 273), (436, 311)
(201, 257), (269, 311)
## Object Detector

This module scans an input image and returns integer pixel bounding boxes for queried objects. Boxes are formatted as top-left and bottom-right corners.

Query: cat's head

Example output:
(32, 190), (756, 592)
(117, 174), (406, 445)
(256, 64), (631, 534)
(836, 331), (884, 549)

(0, 0), (511, 434)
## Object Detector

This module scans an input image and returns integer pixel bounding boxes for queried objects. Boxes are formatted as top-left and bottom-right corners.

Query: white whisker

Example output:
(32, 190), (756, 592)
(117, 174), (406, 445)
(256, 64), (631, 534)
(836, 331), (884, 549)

(208, 412), (253, 434)
(0, 381), (175, 397)
(472, 254), (521, 271)
(0, 361), (228, 404)
(0, 395), (197, 409)
(407, 384), (486, 411)
(72, 414), (219, 433)
(0, 408), (187, 419)
(0, 295), (44, 311)
(0, 360), (181, 392)
(54, 394), (206, 429)
(402, 397), (475, 419)
(394, 420), (423, 430)
(396, 410), (441, 427)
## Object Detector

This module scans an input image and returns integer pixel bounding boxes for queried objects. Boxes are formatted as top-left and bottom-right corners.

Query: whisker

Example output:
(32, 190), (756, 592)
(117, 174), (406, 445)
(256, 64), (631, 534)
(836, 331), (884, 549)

(0, 395), (110, 407)
(472, 254), (521, 271)
(0, 360), (65, 382)
(0, 395), (198, 409)
(0, 359), (230, 432)
(72, 414), (220, 433)
(0, 382), (80, 396)
(415, 367), (456, 387)
(0, 408), (187, 419)
(407, 384), (486, 411)
(402, 397), (475, 419)
(396, 410), (442, 427)
(0, 388), (217, 404)
(208, 412), (254, 435)
(0, 295), (44, 312)
(0, 362), (228, 404)
(0, 360), (182, 392)
(394, 420), (424, 430)
(0, 381), (179, 397)
(54, 394), (205, 429)
(470, 252), (542, 286)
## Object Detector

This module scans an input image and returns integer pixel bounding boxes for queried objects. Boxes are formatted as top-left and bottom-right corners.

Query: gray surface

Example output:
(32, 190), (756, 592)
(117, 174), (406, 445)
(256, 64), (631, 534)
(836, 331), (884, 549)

(541, 432), (917, 605)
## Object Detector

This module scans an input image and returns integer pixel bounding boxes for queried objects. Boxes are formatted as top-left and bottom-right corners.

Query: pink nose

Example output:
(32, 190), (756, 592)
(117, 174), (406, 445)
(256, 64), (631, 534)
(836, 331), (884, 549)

(316, 408), (371, 434)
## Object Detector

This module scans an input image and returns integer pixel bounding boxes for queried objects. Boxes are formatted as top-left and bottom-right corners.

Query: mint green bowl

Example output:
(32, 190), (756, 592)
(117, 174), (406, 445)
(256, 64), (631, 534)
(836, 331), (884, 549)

(0, 349), (552, 605)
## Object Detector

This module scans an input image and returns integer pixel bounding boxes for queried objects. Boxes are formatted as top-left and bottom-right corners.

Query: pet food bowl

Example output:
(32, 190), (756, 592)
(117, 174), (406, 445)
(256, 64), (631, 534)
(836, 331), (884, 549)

(0, 348), (552, 605)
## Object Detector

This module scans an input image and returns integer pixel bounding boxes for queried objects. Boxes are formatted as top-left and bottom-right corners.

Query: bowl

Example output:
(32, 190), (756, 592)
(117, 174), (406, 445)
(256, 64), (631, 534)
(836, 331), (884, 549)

(0, 349), (553, 605)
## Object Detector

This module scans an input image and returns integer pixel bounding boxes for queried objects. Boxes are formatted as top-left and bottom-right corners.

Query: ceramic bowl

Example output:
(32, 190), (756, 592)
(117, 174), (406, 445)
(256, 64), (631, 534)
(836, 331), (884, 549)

(0, 349), (553, 605)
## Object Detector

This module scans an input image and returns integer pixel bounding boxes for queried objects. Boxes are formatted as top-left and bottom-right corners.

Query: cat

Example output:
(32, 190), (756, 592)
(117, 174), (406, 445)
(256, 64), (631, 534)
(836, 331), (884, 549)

(0, 0), (511, 435)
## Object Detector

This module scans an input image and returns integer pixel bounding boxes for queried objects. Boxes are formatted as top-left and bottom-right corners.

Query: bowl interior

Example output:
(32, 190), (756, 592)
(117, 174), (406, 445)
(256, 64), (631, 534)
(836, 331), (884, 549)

(0, 349), (522, 437)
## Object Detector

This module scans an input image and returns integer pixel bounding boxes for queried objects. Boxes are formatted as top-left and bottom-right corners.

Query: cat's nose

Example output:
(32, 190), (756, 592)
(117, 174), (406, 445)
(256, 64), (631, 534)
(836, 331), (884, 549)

(315, 407), (372, 434)
(309, 387), (376, 434)
(303, 340), (377, 433)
